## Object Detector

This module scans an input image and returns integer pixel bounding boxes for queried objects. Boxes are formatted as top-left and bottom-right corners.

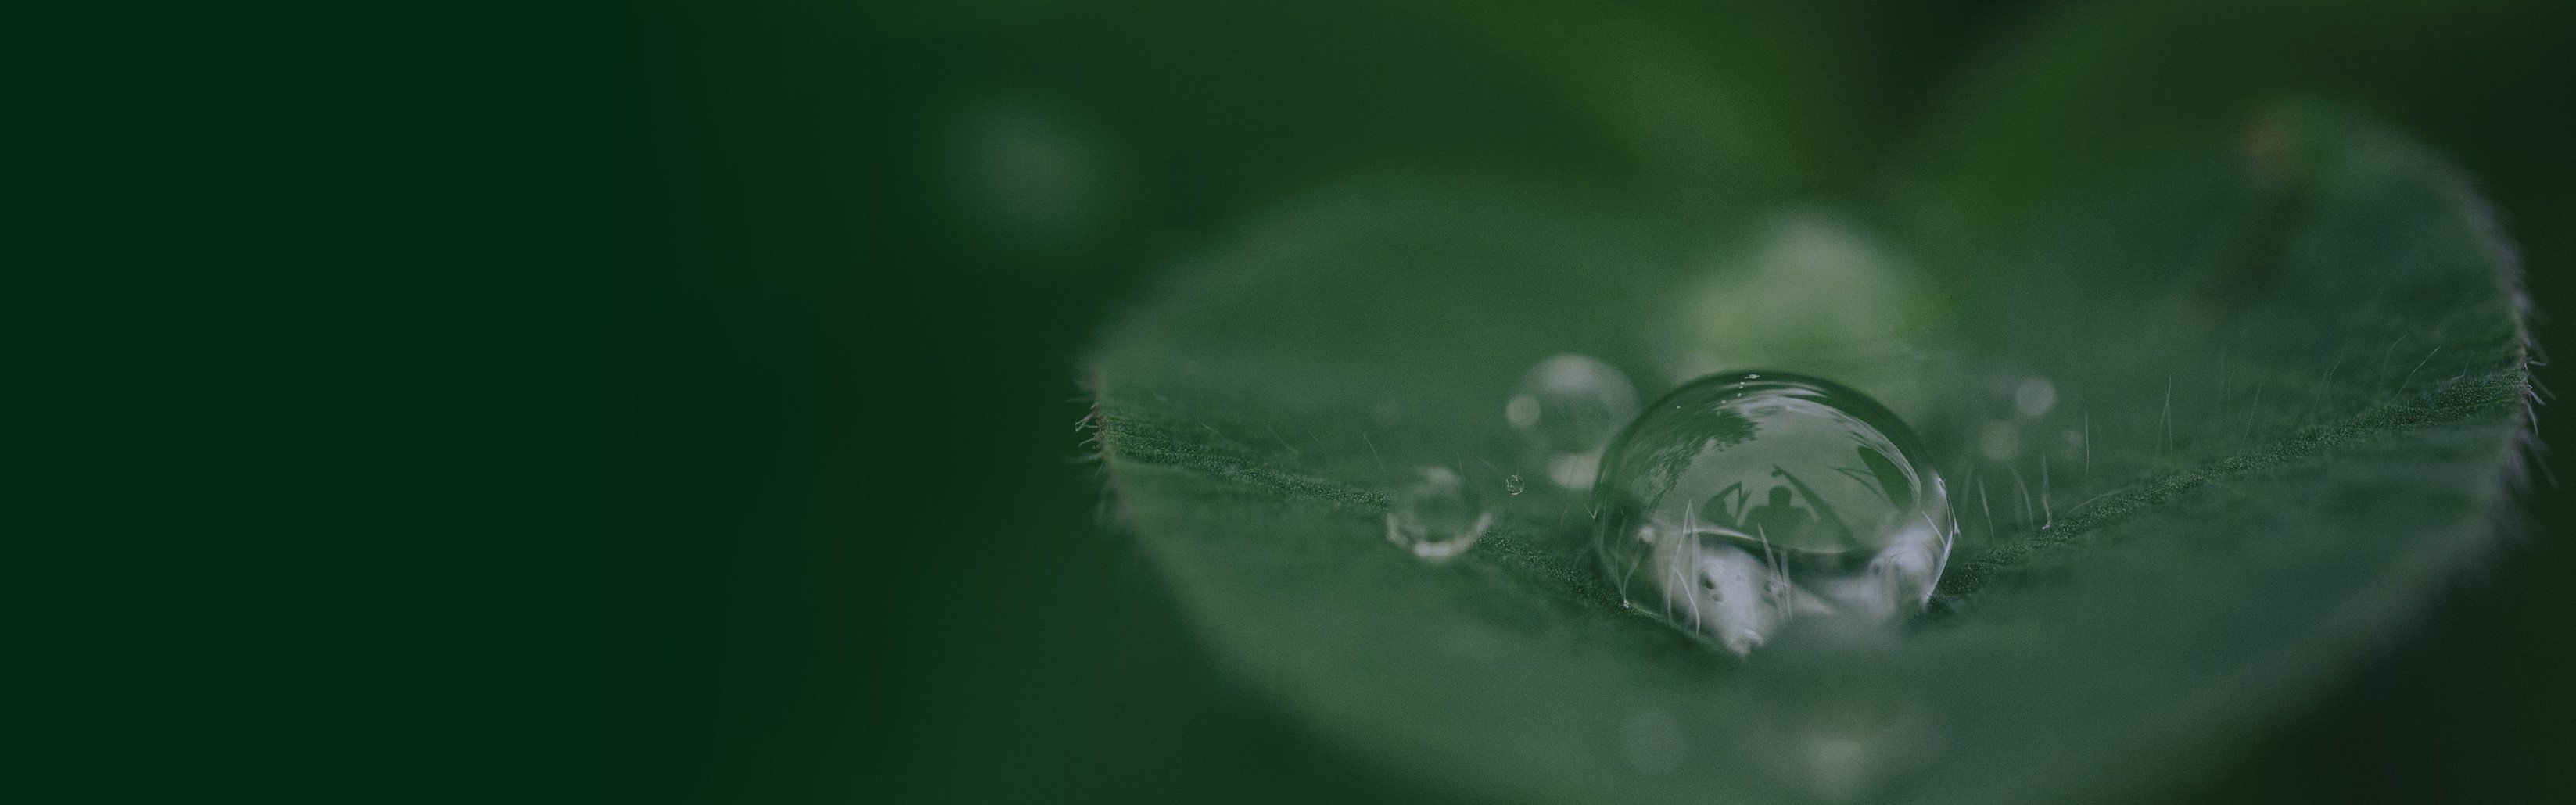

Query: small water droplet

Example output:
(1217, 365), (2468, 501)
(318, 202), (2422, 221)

(1503, 474), (1525, 496)
(1386, 466), (1491, 561)
(1595, 371), (1954, 654)
(1505, 354), (1638, 490)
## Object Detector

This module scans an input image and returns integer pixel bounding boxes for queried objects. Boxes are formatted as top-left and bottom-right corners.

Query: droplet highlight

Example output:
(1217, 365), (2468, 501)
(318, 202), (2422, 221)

(1594, 371), (1955, 654)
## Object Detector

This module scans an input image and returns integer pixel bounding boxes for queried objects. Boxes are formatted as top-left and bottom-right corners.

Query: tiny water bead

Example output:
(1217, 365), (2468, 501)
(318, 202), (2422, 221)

(1387, 466), (1492, 560)
(1594, 371), (1956, 654)
(1505, 354), (1641, 491)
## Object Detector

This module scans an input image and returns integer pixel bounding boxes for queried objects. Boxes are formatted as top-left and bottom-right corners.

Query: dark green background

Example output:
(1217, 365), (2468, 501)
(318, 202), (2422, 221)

(614, 2), (2576, 801)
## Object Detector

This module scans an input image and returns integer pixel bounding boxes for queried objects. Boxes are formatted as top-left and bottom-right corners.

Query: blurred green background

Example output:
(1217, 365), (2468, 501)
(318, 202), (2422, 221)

(614, 1), (2576, 801)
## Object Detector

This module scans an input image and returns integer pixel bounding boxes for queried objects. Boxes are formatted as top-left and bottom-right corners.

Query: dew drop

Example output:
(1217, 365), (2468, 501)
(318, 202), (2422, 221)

(1594, 371), (1954, 654)
(1503, 474), (1525, 496)
(1505, 354), (1639, 490)
(1386, 466), (1491, 561)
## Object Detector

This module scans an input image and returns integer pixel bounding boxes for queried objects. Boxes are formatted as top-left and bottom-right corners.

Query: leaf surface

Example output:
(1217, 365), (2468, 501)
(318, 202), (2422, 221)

(1089, 109), (2529, 803)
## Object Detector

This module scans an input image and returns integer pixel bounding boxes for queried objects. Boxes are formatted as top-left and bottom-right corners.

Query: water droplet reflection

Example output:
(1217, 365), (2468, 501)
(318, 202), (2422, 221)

(1595, 371), (1955, 654)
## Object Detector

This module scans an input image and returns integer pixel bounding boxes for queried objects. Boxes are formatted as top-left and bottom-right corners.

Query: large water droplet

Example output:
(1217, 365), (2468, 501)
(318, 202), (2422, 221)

(1386, 466), (1491, 561)
(1505, 355), (1639, 490)
(1594, 371), (1954, 654)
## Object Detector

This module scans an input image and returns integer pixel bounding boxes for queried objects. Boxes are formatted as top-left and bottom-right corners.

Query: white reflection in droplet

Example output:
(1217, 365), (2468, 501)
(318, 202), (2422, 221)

(1595, 372), (1956, 654)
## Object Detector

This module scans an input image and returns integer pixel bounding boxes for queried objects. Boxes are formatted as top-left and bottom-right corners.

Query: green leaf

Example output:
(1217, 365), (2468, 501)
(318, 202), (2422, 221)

(1898, 0), (2569, 240)
(1087, 108), (2529, 803)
